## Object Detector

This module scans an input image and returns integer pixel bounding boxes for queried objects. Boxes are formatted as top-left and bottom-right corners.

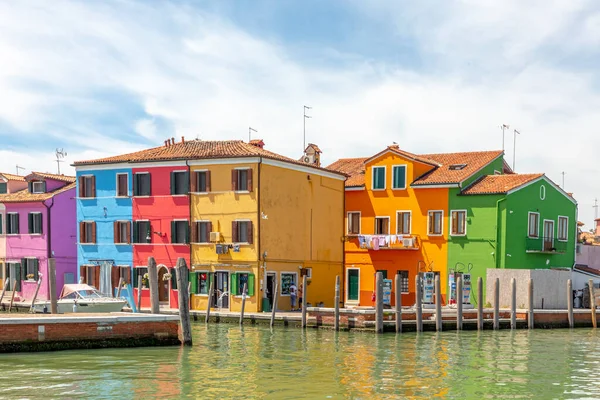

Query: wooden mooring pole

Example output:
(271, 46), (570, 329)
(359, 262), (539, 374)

(395, 274), (402, 333)
(270, 283), (278, 328)
(375, 272), (384, 334)
(493, 278), (500, 330)
(477, 277), (483, 331)
(137, 279), (142, 313)
(239, 283), (247, 326)
(301, 275), (308, 329)
(148, 257), (160, 314)
(29, 275), (43, 313)
(175, 258), (192, 346)
(0, 279), (8, 306)
(116, 278), (123, 299)
(567, 279), (574, 329)
(435, 275), (442, 332)
(334, 276), (340, 331)
(415, 275), (423, 333)
(8, 279), (16, 312)
(589, 279), (597, 329)
(528, 279), (534, 329)
(49, 258), (58, 314)
(206, 281), (214, 324)
(510, 278), (516, 329)
(456, 276), (463, 331)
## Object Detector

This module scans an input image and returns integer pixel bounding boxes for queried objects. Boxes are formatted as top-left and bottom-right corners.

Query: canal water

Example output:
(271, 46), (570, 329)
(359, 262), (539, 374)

(1, 325), (599, 399)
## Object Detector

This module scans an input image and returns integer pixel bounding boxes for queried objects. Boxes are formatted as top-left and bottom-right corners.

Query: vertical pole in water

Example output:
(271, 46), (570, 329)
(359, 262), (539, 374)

(395, 274), (402, 333)
(435, 275), (442, 332)
(206, 281), (214, 324)
(415, 275), (423, 333)
(567, 279), (574, 329)
(239, 283), (247, 326)
(175, 258), (192, 346)
(270, 283), (278, 328)
(528, 279), (534, 329)
(334, 275), (340, 331)
(456, 276), (463, 331)
(49, 259), (58, 314)
(493, 278), (500, 330)
(0, 279), (8, 305)
(301, 275), (308, 329)
(29, 276), (43, 313)
(375, 272), (384, 334)
(477, 277), (483, 331)
(589, 279), (597, 329)
(148, 257), (160, 314)
(8, 279), (16, 313)
(510, 278), (516, 329)
(137, 279), (143, 313)
(116, 278), (123, 298)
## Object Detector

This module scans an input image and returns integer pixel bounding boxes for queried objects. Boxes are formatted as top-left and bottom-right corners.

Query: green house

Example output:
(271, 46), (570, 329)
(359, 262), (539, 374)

(447, 171), (578, 297)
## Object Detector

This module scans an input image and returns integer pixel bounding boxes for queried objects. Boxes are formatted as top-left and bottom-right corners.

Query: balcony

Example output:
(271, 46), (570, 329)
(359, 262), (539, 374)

(525, 236), (567, 254)
(353, 234), (421, 250)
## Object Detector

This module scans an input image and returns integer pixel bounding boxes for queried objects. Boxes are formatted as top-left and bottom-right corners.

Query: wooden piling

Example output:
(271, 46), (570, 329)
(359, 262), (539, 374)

(456, 276), (463, 331)
(528, 279), (534, 329)
(589, 279), (597, 329)
(239, 283), (247, 326)
(375, 272), (384, 334)
(116, 278), (123, 299)
(334, 275), (340, 331)
(175, 258), (192, 346)
(493, 278), (500, 330)
(435, 275), (442, 332)
(510, 278), (516, 329)
(270, 283), (278, 328)
(29, 276), (43, 313)
(0, 279), (8, 305)
(301, 275), (308, 329)
(415, 274), (423, 333)
(395, 274), (402, 333)
(137, 279), (142, 313)
(49, 258), (58, 314)
(567, 279), (574, 329)
(148, 257), (160, 314)
(477, 277), (483, 331)
(206, 281), (214, 324)
(8, 279), (16, 312)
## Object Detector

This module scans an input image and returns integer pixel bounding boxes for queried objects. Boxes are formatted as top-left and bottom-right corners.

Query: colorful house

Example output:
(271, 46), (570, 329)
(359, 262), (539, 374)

(0, 173), (28, 288)
(329, 144), (576, 306)
(0, 172), (77, 301)
(73, 138), (346, 311)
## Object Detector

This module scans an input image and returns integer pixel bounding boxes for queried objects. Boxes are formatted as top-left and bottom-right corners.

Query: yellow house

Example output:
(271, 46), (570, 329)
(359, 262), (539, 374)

(189, 140), (345, 312)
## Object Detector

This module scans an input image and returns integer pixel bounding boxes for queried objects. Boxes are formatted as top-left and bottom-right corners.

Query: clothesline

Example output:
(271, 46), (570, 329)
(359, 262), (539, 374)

(357, 235), (417, 250)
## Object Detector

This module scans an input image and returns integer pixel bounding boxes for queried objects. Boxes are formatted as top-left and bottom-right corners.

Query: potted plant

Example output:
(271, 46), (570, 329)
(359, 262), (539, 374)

(142, 273), (149, 288)
(26, 273), (35, 281)
(163, 272), (172, 281)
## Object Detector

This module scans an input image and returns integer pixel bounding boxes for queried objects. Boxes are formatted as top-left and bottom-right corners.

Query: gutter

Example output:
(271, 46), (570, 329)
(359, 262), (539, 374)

(186, 160), (192, 270)
(43, 196), (55, 298)
(495, 197), (506, 269)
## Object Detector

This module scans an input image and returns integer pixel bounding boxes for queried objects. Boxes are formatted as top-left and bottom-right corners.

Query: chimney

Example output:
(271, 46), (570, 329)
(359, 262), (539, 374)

(595, 219), (600, 237)
(181, 136), (185, 143)
(249, 139), (265, 149)
(164, 140), (168, 147)
(171, 137), (175, 146)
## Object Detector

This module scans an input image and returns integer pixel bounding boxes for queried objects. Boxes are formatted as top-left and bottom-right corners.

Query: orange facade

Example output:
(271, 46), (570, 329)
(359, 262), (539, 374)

(344, 151), (449, 306)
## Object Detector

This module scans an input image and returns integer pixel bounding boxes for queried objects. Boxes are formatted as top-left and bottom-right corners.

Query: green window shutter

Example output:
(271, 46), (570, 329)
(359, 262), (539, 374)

(28, 182), (33, 193)
(133, 270), (138, 288)
(171, 221), (176, 243)
(208, 272), (214, 292)
(38, 214), (43, 234)
(170, 171), (175, 195)
(190, 272), (198, 294)
(133, 174), (139, 196)
(0, 215), (3, 235)
(248, 274), (255, 296)
(185, 222), (190, 244)
(132, 222), (138, 243)
(28, 214), (33, 234)
(15, 264), (22, 291)
(184, 172), (190, 194)
(171, 268), (178, 290)
(41, 181), (46, 193)
(230, 273), (237, 296)
(33, 259), (39, 281)
(394, 166), (406, 189)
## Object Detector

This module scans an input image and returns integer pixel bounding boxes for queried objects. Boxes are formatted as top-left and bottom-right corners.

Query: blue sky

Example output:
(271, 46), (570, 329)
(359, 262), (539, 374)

(1, 0), (600, 226)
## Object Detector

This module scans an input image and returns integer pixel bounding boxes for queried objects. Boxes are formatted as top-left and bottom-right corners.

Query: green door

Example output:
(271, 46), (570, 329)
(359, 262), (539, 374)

(348, 270), (359, 301)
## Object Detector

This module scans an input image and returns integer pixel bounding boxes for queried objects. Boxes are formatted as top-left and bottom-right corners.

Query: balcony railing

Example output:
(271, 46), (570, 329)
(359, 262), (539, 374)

(525, 236), (567, 254)
(352, 234), (421, 250)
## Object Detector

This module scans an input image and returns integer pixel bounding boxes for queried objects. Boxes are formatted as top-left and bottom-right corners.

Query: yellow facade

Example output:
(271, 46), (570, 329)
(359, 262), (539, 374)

(190, 158), (345, 312)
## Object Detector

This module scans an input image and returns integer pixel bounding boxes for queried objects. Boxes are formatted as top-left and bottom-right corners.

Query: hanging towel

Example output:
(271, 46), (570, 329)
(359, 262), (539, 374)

(379, 236), (386, 247)
(373, 237), (380, 250)
(359, 236), (367, 248)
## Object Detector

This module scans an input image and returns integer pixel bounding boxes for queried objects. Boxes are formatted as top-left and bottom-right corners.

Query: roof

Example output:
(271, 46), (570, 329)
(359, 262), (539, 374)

(305, 143), (322, 153)
(461, 173), (544, 195)
(73, 140), (344, 176)
(0, 173), (26, 182)
(574, 265), (600, 277)
(366, 145), (441, 168)
(412, 150), (504, 186)
(27, 172), (76, 183)
(0, 182), (76, 203)
(326, 158), (367, 187)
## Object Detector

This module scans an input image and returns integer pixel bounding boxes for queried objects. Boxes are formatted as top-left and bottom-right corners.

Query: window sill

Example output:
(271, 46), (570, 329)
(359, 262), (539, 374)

(428, 234), (443, 237)
(232, 242), (251, 246)
(191, 192), (210, 195)
(172, 194), (188, 197)
(233, 190), (250, 194)
(79, 243), (97, 245)
(30, 233), (42, 236)
(192, 294), (210, 297)
(191, 242), (212, 246)
(391, 187), (407, 190)
(115, 243), (131, 246)
(115, 195), (130, 199)
(79, 197), (97, 200)
(171, 243), (190, 246)
(557, 239), (568, 242)
(133, 195), (151, 198)
(450, 233), (466, 237)
(371, 188), (386, 191)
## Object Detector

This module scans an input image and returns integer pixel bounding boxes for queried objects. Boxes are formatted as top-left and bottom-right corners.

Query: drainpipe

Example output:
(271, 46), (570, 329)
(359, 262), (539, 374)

(495, 197), (506, 269)
(257, 157), (266, 311)
(342, 182), (346, 306)
(43, 196), (55, 298)
(186, 160), (192, 273)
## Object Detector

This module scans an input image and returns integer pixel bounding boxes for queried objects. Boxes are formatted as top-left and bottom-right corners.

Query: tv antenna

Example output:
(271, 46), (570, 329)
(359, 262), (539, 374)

(303, 105), (312, 153)
(249, 127), (257, 142)
(500, 124), (510, 151)
(512, 129), (521, 171)
(561, 171), (566, 189)
(15, 165), (25, 176)
(55, 148), (67, 174)
(594, 198), (599, 220)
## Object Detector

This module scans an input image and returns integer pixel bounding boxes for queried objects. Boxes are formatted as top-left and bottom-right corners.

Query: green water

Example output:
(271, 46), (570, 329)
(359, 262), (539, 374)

(1, 325), (599, 399)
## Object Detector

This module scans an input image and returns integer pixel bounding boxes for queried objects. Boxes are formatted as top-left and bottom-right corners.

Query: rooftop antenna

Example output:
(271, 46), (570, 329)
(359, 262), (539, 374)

(15, 165), (25, 176)
(303, 105), (312, 153)
(594, 198), (599, 220)
(512, 129), (520, 171)
(55, 148), (67, 175)
(500, 124), (510, 151)
(561, 171), (566, 189)
(249, 127), (257, 142)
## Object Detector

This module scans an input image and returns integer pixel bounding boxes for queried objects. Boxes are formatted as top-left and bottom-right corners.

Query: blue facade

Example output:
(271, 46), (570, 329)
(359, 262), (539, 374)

(76, 167), (133, 281)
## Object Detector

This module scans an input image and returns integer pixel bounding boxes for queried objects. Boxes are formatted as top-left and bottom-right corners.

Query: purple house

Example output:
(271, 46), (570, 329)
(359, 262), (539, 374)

(0, 172), (77, 301)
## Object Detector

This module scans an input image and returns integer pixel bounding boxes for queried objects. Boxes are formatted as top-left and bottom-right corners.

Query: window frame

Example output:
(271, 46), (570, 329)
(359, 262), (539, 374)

(396, 210), (411, 235)
(134, 172), (151, 197)
(280, 272), (298, 296)
(80, 175), (95, 198)
(374, 216), (390, 235)
(134, 220), (151, 244)
(396, 270), (409, 294)
(371, 166), (386, 191)
(32, 181), (45, 194)
(427, 210), (444, 236)
(80, 221), (96, 244)
(195, 170), (209, 193)
(558, 216), (569, 242)
(233, 219), (253, 244)
(195, 270), (210, 295)
(233, 168), (250, 192)
(450, 210), (467, 236)
(0, 182), (7, 194)
(391, 165), (407, 190)
(28, 212), (43, 235)
(171, 170), (189, 196)
(345, 267), (360, 303)
(347, 211), (361, 235)
(195, 220), (211, 244)
(7, 213), (19, 235)
(115, 220), (131, 245)
(116, 173), (129, 197)
(24, 258), (39, 281)
(528, 212), (540, 239)
(234, 272), (251, 296)
(172, 219), (189, 244)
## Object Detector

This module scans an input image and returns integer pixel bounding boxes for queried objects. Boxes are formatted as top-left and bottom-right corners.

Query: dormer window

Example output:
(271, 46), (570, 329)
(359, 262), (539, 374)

(0, 182), (6, 194)
(449, 164), (467, 171)
(31, 181), (46, 194)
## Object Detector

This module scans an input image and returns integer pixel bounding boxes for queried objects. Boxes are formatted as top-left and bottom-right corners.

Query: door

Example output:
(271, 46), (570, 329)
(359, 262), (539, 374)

(347, 269), (359, 302)
(213, 272), (229, 309)
(267, 273), (276, 309)
(158, 267), (169, 302)
(544, 220), (554, 251)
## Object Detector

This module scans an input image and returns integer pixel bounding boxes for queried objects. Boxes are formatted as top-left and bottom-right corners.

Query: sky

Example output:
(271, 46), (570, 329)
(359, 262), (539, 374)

(1, 0), (599, 226)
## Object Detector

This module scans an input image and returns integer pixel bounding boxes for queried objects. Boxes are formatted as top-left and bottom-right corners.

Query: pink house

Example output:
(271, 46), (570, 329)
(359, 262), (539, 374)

(0, 172), (77, 302)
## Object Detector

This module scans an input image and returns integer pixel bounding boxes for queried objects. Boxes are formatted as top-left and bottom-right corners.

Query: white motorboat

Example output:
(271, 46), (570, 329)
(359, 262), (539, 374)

(33, 284), (127, 314)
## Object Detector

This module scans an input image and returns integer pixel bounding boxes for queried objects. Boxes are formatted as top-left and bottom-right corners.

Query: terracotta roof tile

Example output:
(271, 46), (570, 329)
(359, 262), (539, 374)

(413, 150), (504, 185)
(28, 172), (76, 183)
(0, 173), (26, 182)
(0, 182), (76, 203)
(367, 145), (441, 167)
(461, 173), (543, 195)
(326, 158), (367, 187)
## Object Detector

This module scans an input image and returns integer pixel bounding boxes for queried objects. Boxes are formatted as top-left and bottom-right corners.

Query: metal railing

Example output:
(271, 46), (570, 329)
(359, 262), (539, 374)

(525, 236), (567, 253)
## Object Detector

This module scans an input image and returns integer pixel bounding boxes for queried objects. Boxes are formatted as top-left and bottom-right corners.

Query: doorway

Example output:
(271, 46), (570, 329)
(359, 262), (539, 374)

(543, 220), (554, 251)
(347, 269), (359, 302)
(157, 266), (169, 303)
(266, 273), (276, 310)
(213, 271), (229, 309)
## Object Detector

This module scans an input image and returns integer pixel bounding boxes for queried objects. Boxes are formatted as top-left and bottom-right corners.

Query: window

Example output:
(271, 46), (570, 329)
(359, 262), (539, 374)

(116, 173), (128, 197)
(133, 267), (148, 288)
(375, 217), (389, 235)
(428, 211), (443, 236)
(347, 212), (360, 235)
(392, 165), (407, 190)
(7, 213), (19, 234)
(450, 210), (466, 236)
(133, 221), (151, 244)
(232, 169), (252, 192)
(78, 176), (96, 198)
(231, 272), (255, 296)
(0, 214), (3, 235)
(114, 221), (131, 244)
(112, 266), (131, 288)
(397, 270), (409, 293)
(32, 181), (45, 194)
(528, 212), (540, 238)
(281, 273), (297, 295)
(171, 171), (189, 195)
(397, 211), (411, 235)
(80, 265), (100, 288)
(79, 221), (96, 244)
(0, 182), (7, 194)
(193, 221), (212, 243)
(232, 220), (253, 244)
(28, 213), (43, 234)
(372, 166), (386, 190)
(133, 173), (151, 196)
(193, 171), (211, 193)
(171, 220), (189, 244)
(7, 262), (21, 291)
(558, 216), (569, 241)
(195, 272), (210, 294)
(170, 268), (178, 290)
(23, 258), (39, 281)
(376, 270), (388, 279)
